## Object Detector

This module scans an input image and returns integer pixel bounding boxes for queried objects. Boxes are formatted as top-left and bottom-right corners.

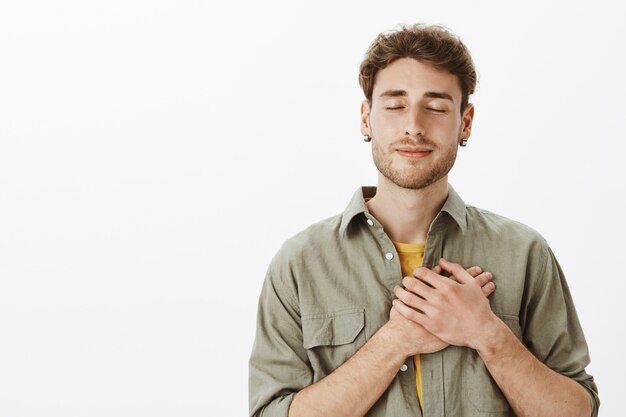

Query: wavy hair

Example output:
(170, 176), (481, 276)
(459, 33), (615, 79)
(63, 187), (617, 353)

(359, 24), (477, 113)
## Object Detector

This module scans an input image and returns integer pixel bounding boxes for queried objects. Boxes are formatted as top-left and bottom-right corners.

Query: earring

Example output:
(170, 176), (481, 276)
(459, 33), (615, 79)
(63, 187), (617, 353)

(363, 134), (371, 142)
(460, 139), (468, 147)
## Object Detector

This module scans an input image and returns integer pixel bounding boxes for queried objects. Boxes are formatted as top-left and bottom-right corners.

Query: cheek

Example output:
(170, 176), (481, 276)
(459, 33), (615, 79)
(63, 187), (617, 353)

(427, 117), (462, 137)
(371, 114), (405, 136)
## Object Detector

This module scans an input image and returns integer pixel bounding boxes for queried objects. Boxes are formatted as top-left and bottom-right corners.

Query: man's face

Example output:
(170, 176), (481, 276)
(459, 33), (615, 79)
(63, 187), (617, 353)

(361, 57), (473, 190)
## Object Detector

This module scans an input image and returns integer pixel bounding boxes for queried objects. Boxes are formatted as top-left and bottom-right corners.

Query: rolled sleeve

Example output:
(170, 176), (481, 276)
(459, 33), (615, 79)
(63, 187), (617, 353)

(521, 244), (600, 416)
(249, 266), (312, 417)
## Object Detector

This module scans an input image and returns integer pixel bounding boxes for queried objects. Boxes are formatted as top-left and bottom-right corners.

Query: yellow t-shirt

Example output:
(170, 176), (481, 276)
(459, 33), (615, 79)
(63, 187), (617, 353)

(392, 240), (425, 409)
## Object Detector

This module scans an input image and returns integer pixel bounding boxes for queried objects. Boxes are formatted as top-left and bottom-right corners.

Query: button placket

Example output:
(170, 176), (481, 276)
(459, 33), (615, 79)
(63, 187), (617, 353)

(366, 219), (402, 286)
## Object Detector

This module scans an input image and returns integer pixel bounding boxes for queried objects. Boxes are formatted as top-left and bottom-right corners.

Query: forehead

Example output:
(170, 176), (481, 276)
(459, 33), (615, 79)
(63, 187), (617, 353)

(372, 57), (462, 102)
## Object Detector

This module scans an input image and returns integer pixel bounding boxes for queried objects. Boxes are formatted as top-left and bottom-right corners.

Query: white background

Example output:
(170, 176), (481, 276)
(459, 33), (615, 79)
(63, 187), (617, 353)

(1, 0), (624, 416)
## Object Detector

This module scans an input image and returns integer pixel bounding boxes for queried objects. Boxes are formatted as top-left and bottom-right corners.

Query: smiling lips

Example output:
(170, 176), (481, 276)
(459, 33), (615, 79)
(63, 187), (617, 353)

(395, 147), (432, 158)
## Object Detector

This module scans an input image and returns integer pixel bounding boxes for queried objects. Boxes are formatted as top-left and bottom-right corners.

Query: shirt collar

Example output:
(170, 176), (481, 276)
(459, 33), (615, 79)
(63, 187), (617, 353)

(339, 184), (468, 238)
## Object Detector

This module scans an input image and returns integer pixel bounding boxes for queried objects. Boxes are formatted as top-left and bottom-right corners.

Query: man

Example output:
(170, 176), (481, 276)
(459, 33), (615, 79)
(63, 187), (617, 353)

(249, 24), (599, 417)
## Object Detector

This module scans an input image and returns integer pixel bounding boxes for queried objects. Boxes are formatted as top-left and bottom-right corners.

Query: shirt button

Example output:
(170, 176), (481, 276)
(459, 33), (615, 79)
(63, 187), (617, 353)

(385, 252), (394, 260)
(400, 364), (408, 372)
(366, 218), (374, 226)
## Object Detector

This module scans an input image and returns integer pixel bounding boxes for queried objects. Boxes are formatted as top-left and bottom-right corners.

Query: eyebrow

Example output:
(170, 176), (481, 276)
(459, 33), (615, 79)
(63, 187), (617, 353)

(379, 89), (454, 102)
(379, 89), (408, 98)
(424, 91), (454, 101)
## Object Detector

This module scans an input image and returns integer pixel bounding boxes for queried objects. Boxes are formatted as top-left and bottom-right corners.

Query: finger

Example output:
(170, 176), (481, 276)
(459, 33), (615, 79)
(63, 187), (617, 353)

(474, 271), (493, 288)
(433, 264), (482, 282)
(427, 265), (443, 286)
(449, 265), (482, 283)
(466, 266), (482, 277)
(394, 285), (429, 310)
(403, 275), (437, 298)
(438, 258), (473, 285)
(481, 281), (496, 297)
(412, 266), (448, 288)
(392, 299), (428, 325)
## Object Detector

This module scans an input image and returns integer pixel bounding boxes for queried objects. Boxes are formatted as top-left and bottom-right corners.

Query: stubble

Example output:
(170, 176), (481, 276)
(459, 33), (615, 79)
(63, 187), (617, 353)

(371, 137), (458, 190)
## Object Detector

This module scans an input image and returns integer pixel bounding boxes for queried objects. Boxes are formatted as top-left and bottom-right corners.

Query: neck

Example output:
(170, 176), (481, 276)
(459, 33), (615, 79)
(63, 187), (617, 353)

(366, 174), (449, 244)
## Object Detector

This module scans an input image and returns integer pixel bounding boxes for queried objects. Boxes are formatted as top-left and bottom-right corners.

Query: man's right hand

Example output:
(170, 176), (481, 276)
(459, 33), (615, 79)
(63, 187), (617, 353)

(385, 265), (495, 356)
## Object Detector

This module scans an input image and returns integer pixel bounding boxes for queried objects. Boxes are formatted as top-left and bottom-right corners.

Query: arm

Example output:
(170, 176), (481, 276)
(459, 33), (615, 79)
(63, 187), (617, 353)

(475, 318), (591, 417)
(290, 265), (494, 417)
(393, 257), (597, 417)
(289, 313), (436, 417)
(250, 264), (493, 417)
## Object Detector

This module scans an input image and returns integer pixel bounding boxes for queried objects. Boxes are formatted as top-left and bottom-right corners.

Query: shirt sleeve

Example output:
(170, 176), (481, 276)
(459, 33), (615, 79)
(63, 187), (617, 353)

(521, 244), (600, 416)
(249, 263), (312, 417)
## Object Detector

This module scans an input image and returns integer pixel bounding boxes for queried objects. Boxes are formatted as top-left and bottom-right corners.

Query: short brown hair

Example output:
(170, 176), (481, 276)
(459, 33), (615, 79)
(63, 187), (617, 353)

(359, 24), (477, 113)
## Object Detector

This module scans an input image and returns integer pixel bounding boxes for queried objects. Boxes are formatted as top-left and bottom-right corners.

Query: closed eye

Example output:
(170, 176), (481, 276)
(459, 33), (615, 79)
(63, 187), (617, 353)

(427, 108), (447, 113)
(385, 106), (404, 110)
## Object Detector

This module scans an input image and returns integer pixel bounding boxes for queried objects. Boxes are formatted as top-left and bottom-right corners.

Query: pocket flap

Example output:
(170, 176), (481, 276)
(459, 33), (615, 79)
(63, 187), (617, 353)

(302, 309), (365, 349)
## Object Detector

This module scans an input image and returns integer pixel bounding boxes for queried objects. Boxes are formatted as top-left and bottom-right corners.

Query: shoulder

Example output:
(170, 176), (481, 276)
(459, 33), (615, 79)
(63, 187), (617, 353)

(465, 205), (546, 244)
(267, 212), (344, 276)
(463, 205), (552, 261)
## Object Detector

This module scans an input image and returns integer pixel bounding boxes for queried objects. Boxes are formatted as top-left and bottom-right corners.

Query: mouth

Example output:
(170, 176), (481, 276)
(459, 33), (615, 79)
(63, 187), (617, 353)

(395, 148), (432, 158)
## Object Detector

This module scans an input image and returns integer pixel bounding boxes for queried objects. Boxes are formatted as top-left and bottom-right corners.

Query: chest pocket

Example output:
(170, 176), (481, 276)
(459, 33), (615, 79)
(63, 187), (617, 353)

(302, 308), (366, 382)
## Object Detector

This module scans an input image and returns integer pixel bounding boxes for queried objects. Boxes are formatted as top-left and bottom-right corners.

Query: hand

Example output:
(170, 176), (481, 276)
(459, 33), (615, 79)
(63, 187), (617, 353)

(392, 258), (499, 349)
(431, 264), (495, 297)
(387, 301), (448, 356)
(387, 264), (495, 356)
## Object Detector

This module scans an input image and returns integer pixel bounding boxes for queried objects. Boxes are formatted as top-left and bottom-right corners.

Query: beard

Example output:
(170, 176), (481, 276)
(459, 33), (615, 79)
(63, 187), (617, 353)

(371, 136), (458, 190)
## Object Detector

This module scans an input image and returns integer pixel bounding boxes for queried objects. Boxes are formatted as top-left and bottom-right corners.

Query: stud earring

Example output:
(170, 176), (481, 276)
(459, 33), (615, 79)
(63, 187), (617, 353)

(460, 139), (468, 147)
(363, 135), (371, 142)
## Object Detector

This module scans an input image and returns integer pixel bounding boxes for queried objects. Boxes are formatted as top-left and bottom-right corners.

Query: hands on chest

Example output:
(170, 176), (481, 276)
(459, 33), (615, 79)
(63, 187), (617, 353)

(388, 259), (499, 355)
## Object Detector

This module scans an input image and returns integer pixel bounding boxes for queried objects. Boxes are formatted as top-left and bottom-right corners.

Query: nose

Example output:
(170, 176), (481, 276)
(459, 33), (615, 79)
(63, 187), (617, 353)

(405, 107), (425, 138)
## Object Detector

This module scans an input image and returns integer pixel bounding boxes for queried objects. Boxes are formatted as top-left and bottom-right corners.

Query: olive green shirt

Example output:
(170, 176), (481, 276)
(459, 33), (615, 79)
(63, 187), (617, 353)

(249, 185), (599, 417)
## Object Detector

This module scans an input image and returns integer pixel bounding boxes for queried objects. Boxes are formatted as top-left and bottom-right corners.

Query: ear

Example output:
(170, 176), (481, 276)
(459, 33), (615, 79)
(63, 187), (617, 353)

(459, 103), (475, 142)
(360, 100), (372, 137)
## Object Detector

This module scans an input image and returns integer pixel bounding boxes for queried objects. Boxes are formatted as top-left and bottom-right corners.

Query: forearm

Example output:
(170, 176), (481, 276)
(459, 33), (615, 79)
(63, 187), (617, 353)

(477, 318), (591, 417)
(289, 324), (406, 417)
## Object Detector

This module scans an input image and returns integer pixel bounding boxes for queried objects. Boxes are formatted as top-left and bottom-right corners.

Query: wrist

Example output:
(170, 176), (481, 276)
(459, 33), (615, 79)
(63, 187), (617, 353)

(472, 313), (510, 356)
(377, 320), (414, 360)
